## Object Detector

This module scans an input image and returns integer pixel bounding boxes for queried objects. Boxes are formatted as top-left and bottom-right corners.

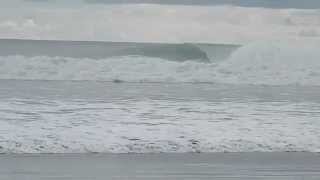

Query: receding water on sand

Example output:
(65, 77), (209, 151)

(1, 153), (320, 180)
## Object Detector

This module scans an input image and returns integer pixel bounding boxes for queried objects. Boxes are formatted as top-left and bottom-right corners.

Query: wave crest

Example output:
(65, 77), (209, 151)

(217, 41), (320, 85)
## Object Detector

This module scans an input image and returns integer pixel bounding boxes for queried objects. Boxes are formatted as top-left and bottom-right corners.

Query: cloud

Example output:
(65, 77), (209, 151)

(0, 5), (319, 43)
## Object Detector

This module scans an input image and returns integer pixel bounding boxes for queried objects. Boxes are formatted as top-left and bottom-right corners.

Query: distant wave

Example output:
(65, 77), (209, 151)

(0, 39), (239, 62)
(0, 40), (319, 85)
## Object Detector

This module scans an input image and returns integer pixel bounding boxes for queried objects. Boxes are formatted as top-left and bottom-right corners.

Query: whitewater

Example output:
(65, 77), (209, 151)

(0, 39), (320, 85)
(0, 39), (320, 153)
(0, 2), (320, 154)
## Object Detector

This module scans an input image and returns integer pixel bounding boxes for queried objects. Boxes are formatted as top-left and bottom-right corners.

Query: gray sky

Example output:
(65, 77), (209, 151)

(86, 0), (320, 9)
(22, 0), (320, 9)
(1, 0), (319, 43)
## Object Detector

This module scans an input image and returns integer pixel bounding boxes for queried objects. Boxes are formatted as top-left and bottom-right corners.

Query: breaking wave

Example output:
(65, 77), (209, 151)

(217, 41), (320, 85)
(0, 40), (319, 85)
(1, 39), (236, 62)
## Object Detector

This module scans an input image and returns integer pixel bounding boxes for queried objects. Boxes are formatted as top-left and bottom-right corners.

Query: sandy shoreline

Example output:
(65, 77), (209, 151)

(1, 152), (320, 180)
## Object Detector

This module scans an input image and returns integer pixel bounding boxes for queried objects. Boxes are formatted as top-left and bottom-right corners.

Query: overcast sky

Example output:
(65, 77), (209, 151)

(15, 0), (320, 9)
(84, 0), (320, 9)
(1, 0), (320, 43)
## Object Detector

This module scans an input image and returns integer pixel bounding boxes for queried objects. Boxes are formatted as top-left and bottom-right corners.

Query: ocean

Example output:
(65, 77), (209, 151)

(0, 39), (320, 153)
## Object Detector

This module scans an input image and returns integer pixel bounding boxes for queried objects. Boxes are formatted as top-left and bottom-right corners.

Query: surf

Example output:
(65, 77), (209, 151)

(0, 39), (319, 86)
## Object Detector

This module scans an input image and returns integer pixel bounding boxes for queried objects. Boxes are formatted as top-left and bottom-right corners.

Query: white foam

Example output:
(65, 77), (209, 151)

(0, 98), (319, 153)
(216, 40), (320, 85)
(0, 40), (320, 85)
(0, 55), (215, 83)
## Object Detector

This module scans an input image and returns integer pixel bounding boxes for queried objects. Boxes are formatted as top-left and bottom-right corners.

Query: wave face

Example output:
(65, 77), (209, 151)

(0, 40), (320, 85)
(0, 39), (239, 62)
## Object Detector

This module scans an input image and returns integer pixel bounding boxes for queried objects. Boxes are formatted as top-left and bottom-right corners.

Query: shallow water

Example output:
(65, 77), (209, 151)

(1, 153), (320, 180)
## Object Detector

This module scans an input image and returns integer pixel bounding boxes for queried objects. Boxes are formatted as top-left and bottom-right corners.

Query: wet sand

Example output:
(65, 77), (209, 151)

(1, 153), (320, 180)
